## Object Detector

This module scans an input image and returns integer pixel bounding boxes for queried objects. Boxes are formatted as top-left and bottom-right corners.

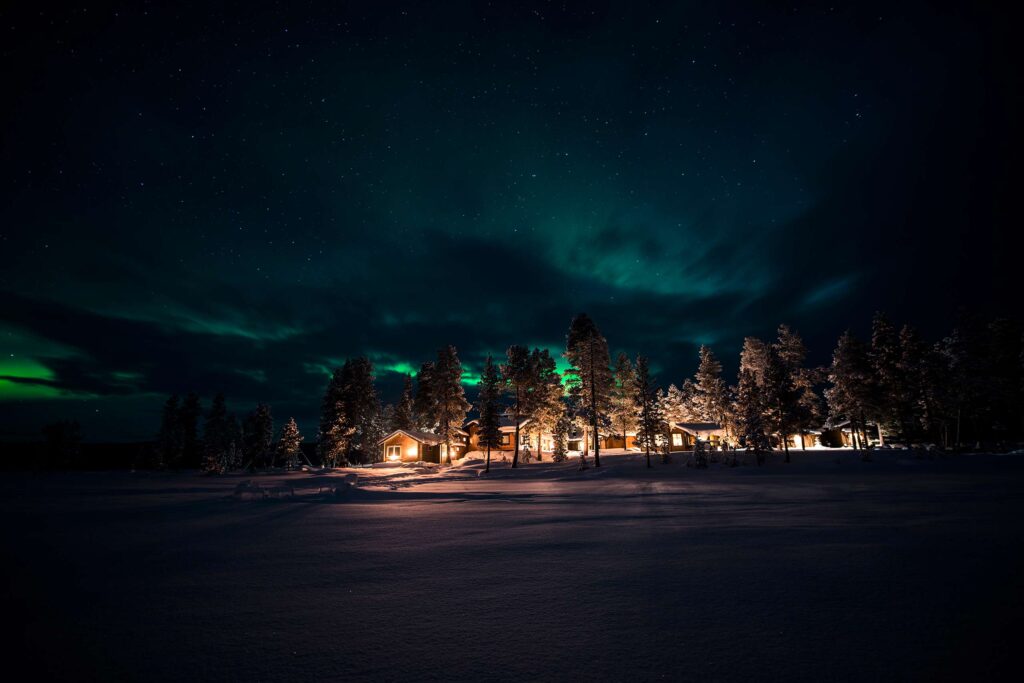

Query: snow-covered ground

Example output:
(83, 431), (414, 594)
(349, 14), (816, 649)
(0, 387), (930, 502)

(3, 449), (1023, 681)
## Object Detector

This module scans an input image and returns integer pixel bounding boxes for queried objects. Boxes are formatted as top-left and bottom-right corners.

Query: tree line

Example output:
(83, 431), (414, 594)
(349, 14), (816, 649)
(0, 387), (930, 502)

(146, 310), (1021, 473)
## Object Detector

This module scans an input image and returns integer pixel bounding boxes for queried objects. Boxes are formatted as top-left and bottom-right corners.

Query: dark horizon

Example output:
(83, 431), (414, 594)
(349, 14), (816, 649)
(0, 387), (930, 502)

(2, 1), (1021, 441)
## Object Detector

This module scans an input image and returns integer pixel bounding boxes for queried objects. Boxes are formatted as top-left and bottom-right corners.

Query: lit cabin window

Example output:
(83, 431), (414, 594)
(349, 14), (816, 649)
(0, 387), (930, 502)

(672, 433), (683, 446)
(386, 445), (401, 461)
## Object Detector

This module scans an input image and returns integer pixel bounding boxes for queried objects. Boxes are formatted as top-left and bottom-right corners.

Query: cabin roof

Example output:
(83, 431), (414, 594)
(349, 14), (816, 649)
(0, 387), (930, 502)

(378, 428), (466, 446)
(673, 422), (725, 433)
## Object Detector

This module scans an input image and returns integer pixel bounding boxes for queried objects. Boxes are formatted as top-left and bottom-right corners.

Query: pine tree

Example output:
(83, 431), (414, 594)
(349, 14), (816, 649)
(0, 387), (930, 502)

(736, 369), (770, 465)
(341, 358), (380, 463)
(276, 417), (304, 469)
(826, 331), (874, 459)
(940, 312), (988, 449)
(694, 345), (730, 428)
(179, 392), (203, 468)
(476, 355), (504, 473)
(528, 348), (564, 461)
(565, 313), (613, 468)
(243, 403), (273, 469)
(156, 394), (183, 469)
(318, 368), (348, 467)
(739, 337), (770, 384)
(413, 361), (436, 431)
(202, 392), (231, 473)
(392, 374), (416, 432)
(432, 345), (470, 465)
(775, 325), (821, 450)
(319, 358), (380, 466)
(502, 344), (533, 468)
(609, 352), (638, 450)
(225, 412), (242, 469)
(633, 355), (660, 468)
(869, 312), (900, 444)
(552, 403), (571, 463)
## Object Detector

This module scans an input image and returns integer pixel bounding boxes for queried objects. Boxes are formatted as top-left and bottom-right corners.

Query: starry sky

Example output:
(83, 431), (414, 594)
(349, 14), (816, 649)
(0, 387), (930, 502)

(1, 1), (1019, 440)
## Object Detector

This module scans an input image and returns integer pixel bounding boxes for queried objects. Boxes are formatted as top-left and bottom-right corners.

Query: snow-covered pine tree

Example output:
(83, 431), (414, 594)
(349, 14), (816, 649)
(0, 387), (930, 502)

(739, 337), (770, 385)
(940, 311), (991, 449)
(633, 355), (660, 469)
(413, 361), (436, 432)
(319, 368), (348, 468)
(610, 352), (638, 451)
(179, 392), (203, 469)
(764, 345), (800, 461)
(502, 344), (533, 469)
(432, 345), (470, 465)
(392, 374), (416, 432)
(869, 312), (901, 444)
(564, 313), (613, 468)
(774, 325), (821, 453)
(552, 403), (571, 463)
(694, 345), (730, 430)
(894, 324), (927, 441)
(476, 355), (504, 473)
(225, 413), (242, 470)
(276, 417), (304, 469)
(156, 394), (183, 469)
(736, 369), (770, 465)
(243, 403), (273, 469)
(202, 392), (231, 473)
(528, 348), (564, 461)
(826, 331), (874, 459)
(339, 357), (380, 464)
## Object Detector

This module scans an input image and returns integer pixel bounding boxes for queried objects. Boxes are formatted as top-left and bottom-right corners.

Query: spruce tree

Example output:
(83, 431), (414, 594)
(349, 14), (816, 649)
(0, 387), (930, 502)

(736, 369), (770, 465)
(476, 355), (504, 473)
(319, 358), (380, 466)
(528, 348), (564, 461)
(502, 344), (533, 468)
(552, 404), (571, 463)
(432, 345), (470, 465)
(243, 403), (273, 469)
(202, 392), (231, 473)
(276, 417), (304, 469)
(564, 313), (613, 468)
(940, 314), (988, 450)
(869, 312), (901, 444)
(413, 361), (436, 431)
(610, 352), (638, 450)
(775, 325), (821, 450)
(392, 374), (416, 432)
(179, 392), (203, 468)
(826, 331), (874, 459)
(633, 355), (660, 468)
(318, 368), (347, 467)
(694, 345), (730, 428)
(156, 394), (183, 469)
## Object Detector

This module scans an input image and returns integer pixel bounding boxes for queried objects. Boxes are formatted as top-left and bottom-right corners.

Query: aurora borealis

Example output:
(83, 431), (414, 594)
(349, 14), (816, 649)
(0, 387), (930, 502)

(1, 2), (1019, 439)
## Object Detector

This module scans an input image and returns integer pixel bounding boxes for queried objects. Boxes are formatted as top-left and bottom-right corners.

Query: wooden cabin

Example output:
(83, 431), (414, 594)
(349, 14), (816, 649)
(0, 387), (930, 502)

(668, 422), (727, 451)
(379, 428), (468, 463)
(464, 416), (531, 452)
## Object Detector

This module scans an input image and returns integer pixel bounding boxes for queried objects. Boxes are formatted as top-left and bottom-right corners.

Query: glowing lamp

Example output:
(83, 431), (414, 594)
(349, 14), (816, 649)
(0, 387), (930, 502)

(406, 446), (418, 457)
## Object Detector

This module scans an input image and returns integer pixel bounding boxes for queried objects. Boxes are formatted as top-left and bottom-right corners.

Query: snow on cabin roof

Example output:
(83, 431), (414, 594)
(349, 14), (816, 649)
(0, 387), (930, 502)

(378, 428), (466, 446)
(673, 422), (725, 434)
(464, 416), (530, 430)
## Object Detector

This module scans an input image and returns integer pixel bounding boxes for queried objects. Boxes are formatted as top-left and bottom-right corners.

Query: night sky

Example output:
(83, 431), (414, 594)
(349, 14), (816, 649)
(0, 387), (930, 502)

(1, 2), (1019, 440)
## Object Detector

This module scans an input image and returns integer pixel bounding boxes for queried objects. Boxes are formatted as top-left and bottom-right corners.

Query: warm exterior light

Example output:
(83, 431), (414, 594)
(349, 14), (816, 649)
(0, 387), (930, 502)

(406, 446), (417, 457)
(387, 453), (400, 462)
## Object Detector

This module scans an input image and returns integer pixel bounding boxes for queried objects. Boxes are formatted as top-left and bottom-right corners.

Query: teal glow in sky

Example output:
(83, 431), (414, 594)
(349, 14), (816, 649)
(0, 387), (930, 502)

(1, 2), (1019, 439)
